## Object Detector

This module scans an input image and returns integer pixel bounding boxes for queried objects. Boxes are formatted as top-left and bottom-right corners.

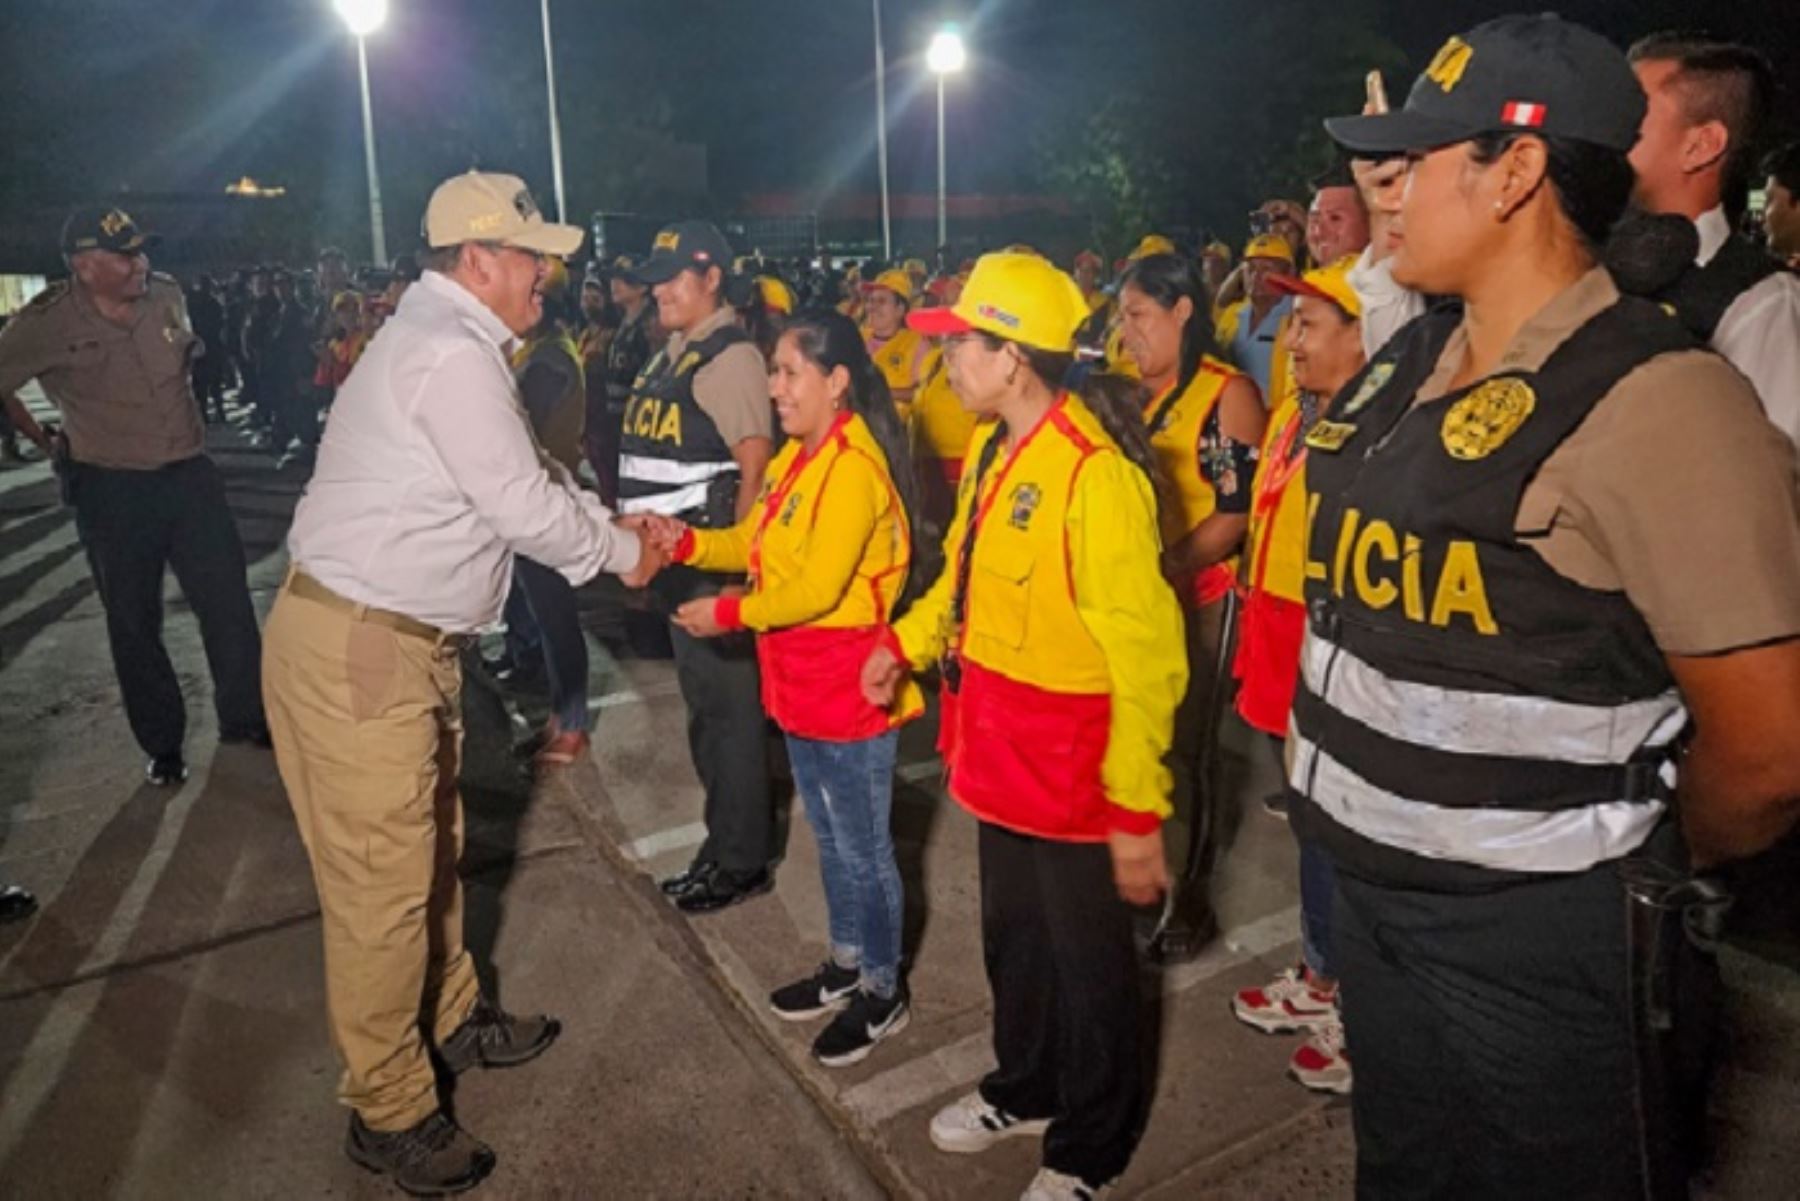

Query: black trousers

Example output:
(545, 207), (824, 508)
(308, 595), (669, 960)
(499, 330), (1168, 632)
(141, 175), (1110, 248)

(1334, 863), (1658, 1201)
(653, 565), (772, 874)
(977, 823), (1146, 1187)
(71, 456), (265, 757)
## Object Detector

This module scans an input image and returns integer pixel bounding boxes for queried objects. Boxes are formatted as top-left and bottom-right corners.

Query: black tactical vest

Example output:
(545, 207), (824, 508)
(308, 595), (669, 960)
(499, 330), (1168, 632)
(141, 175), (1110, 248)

(1660, 233), (1783, 341)
(1289, 297), (1698, 891)
(616, 324), (749, 527)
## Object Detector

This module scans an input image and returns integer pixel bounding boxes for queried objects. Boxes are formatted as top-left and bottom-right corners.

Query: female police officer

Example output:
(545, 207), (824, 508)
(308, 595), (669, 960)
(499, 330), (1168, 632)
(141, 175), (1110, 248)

(861, 253), (1185, 1201)
(1294, 15), (1800, 1200)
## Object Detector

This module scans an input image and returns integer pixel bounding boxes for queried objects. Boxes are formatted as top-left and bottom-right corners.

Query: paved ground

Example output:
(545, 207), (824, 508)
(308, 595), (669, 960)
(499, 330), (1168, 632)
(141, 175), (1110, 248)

(1, 392), (1794, 1200)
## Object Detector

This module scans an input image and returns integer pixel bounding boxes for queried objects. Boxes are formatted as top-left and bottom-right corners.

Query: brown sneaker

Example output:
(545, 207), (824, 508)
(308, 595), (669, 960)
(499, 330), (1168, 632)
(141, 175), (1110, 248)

(345, 1111), (495, 1197)
(436, 1001), (561, 1074)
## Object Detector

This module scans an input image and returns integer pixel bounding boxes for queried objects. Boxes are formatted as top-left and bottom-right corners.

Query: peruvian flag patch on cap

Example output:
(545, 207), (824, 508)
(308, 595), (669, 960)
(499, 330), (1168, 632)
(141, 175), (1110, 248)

(1501, 101), (1547, 128)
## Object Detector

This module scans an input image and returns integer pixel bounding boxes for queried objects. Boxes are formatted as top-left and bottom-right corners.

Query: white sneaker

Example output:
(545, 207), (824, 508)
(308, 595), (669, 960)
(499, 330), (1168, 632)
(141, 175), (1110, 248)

(1230, 963), (1337, 1034)
(1287, 1014), (1353, 1095)
(1020, 1167), (1111, 1201)
(928, 1092), (1050, 1154)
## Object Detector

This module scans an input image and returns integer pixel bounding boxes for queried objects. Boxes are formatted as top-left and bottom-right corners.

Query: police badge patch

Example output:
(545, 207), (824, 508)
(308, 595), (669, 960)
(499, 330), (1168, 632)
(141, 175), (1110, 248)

(1342, 361), (1395, 416)
(1008, 483), (1041, 530)
(1441, 378), (1536, 461)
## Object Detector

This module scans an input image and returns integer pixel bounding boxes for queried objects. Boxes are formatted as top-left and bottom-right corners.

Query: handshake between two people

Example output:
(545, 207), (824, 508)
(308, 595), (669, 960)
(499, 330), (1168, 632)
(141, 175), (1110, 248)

(612, 513), (739, 638)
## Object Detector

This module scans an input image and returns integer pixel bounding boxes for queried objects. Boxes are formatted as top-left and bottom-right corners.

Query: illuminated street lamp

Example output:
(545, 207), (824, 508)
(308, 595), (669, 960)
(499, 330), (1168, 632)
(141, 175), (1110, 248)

(926, 28), (966, 250)
(872, 0), (893, 259)
(333, 0), (389, 265)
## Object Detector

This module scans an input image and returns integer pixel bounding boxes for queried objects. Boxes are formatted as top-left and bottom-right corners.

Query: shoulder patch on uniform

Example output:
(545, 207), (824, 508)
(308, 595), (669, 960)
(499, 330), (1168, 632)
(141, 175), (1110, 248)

(1441, 378), (1535, 461)
(25, 281), (69, 310)
(1341, 361), (1395, 417)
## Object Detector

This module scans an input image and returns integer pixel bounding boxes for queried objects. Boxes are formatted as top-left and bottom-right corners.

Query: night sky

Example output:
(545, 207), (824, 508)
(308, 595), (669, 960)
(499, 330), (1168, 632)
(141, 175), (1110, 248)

(2, 0), (1797, 253)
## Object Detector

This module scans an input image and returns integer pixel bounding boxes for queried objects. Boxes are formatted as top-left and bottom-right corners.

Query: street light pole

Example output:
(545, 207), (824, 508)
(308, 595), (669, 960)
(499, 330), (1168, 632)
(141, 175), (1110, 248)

(935, 73), (947, 249)
(925, 29), (965, 255)
(354, 32), (387, 265)
(334, 0), (389, 266)
(872, 0), (892, 259)
(540, 0), (568, 222)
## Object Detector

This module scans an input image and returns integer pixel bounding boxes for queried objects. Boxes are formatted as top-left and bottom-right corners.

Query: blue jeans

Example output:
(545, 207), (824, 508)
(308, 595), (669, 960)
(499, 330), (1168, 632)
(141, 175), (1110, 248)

(786, 729), (903, 997)
(511, 557), (590, 734)
(1298, 834), (1336, 980)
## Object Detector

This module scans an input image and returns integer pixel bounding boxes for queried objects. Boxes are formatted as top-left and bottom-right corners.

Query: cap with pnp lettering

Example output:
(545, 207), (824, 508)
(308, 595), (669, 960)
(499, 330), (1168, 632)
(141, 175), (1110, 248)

(61, 206), (160, 255)
(423, 171), (583, 256)
(629, 222), (735, 286)
(1324, 14), (1645, 156)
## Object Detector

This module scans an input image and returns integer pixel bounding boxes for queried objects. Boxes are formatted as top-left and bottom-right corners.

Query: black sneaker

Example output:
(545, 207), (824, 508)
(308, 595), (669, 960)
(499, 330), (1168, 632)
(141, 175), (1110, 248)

(145, 754), (187, 787)
(0, 884), (37, 924)
(658, 859), (716, 897)
(812, 988), (910, 1067)
(435, 1001), (561, 1074)
(769, 962), (860, 1022)
(673, 866), (773, 914)
(346, 1111), (495, 1197)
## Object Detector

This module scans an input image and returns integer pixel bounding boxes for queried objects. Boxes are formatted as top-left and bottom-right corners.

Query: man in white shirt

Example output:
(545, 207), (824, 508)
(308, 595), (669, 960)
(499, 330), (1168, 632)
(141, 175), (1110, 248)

(1628, 34), (1800, 447)
(264, 171), (658, 1196)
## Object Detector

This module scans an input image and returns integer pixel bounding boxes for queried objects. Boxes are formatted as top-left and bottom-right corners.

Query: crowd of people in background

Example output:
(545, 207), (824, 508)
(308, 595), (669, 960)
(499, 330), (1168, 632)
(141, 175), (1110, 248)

(5, 14), (1800, 1201)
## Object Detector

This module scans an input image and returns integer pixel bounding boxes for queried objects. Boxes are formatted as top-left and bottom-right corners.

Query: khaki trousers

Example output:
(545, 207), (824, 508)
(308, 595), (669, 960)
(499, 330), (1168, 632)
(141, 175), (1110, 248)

(262, 583), (481, 1131)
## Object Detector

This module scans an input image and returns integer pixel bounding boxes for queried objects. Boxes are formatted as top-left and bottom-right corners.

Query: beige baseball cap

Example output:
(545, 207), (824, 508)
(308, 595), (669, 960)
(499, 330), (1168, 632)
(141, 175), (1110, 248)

(423, 171), (584, 256)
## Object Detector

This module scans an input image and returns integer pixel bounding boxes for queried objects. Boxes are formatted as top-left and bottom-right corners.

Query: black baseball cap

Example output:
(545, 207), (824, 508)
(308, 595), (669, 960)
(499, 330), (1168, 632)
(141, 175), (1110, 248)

(629, 221), (735, 285)
(61, 206), (161, 256)
(1325, 14), (1645, 156)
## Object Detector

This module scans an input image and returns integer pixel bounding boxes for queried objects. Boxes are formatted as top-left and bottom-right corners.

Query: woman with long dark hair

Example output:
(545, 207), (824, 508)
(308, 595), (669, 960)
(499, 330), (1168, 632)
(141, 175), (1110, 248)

(1115, 251), (1266, 948)
(861, 253), (1186, 1201)
(641, 309), (923, 1068)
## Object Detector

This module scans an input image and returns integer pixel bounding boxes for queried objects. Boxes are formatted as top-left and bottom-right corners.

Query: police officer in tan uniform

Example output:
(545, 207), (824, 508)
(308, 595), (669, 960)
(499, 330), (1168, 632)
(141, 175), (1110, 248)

(0, 208), (268, 785)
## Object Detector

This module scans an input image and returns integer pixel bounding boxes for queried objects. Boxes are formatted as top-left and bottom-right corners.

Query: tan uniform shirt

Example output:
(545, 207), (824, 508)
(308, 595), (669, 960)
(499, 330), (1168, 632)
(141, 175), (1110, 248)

(1417, 267), (1800, 656)
(0, 274), (205, 469)
(669, 304), (772, 448)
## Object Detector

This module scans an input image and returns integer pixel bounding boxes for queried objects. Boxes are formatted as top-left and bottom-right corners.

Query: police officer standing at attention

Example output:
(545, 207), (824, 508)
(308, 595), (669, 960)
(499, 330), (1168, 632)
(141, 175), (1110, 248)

(617, 222), (778, 914)
(1297, 17), (1800, 1199)
(264, 171), (659, 1195)
(0, 208), (269, 785)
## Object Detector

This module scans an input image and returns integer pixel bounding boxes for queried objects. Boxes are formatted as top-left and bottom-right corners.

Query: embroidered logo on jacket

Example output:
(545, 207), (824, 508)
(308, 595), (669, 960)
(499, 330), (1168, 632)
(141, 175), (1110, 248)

(1441, 378), (1536, 461)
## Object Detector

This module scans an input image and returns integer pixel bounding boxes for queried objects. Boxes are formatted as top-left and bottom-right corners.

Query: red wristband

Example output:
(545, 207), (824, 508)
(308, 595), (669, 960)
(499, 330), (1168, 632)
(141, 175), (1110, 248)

(672, 528), (697, 564)
(715, 594), (745, 632)
(1105, 805), (1163, 836)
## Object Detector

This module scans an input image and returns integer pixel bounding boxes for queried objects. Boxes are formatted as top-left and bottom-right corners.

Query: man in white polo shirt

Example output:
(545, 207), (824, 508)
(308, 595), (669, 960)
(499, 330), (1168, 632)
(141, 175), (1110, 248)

(264, 171), (658, 1196)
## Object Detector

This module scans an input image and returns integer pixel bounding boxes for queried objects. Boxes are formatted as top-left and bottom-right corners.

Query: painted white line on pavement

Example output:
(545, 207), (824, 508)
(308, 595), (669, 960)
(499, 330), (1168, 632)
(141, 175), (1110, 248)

(840, 1029), (997, 1126)
(1160, 904), (1301, 994)
(835, 905), (1301, 1128)
(895, 759), (943, 785)
(0, 782), (205, 1164)
(588, 676), (683, 712)
(626, 821), (708, 863)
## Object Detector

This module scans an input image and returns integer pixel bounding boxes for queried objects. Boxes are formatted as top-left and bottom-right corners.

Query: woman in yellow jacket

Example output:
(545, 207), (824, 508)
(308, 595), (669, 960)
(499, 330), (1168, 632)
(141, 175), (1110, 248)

(1115, 251), (1266, 949)
(642, 310), (924, 1069)
(862, 253), (1186, 1201)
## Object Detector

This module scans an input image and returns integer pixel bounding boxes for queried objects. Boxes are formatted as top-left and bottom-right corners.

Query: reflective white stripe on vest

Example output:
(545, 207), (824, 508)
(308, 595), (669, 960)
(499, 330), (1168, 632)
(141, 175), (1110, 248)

(618, 455), (736, 486)
(1289, 732), (1664, 872)
(1301, 633), (1687, 765)
(617, 481), (714, 517)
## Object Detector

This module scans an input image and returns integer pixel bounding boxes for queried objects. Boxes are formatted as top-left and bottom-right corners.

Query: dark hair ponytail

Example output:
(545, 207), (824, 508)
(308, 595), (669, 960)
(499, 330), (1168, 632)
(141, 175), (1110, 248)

(1014, 345), (1163, 504)
(1117, 252), (1221, 404)
(779, 309), (928, 611)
